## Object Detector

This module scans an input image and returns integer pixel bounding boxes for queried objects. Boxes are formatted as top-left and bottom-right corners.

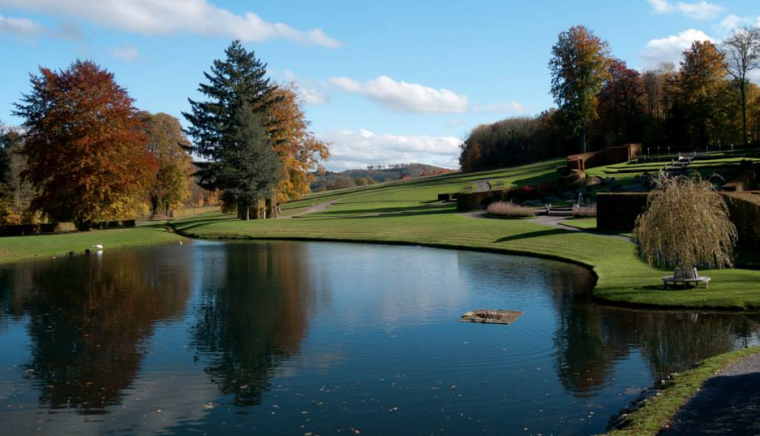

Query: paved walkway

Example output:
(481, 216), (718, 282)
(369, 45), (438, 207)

(659, 351), (760, 436)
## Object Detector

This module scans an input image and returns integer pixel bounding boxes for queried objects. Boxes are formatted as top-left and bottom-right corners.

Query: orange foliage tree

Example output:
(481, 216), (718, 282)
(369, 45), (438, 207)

(14, 60), (155, 230)
(267, 84), (330, 201)
(137, 112), (194, 216)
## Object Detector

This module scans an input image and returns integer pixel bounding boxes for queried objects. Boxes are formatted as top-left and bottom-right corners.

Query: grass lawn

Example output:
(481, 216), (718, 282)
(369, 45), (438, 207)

(587, 155), (760, 186)
(4, 156), (760, 310)
(0, 222), (186, 264)
(561, 217), (597, 230)
(604, 346), (760, 436)
(172, 206), (760, 310)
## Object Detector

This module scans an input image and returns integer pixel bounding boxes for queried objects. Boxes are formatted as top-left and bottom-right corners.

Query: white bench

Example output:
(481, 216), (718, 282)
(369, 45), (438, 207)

(662, 267), (711, 289)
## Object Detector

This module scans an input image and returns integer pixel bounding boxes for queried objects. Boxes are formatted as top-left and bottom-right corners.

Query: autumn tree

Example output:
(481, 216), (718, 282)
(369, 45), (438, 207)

(183, 40), (282, 218)
(596, 59), (644, 145)
(549, 25), (612, 153)
(267, 84), (329, 201)
(634, 173), (737, 278)
(720, 26), (760, 145)
(678, 41), (727, 147)
(14, 60), (155, 230)
(217, 103), (281, 220)
(138, 112), (194, 216)
(0, 128), (34, 225)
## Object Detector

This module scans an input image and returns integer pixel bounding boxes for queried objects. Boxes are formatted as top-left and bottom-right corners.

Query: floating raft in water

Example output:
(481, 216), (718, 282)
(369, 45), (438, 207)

(460, 309), (524, 324)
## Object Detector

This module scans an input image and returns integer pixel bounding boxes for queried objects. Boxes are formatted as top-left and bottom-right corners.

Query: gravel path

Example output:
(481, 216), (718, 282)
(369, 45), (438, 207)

(462, 212), (630, 242)
(659, 351), (760, 436)
(278, 200), (335, 219)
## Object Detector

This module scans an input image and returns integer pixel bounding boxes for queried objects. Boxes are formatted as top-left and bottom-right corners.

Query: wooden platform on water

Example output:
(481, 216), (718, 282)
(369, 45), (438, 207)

(460, 309), (524, 325)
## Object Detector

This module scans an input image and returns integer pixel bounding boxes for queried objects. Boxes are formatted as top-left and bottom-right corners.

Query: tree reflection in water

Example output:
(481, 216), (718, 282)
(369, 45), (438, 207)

(0, 249), (191, 414)
(191, 242), (315, 407)
(548, 267), (760, 398)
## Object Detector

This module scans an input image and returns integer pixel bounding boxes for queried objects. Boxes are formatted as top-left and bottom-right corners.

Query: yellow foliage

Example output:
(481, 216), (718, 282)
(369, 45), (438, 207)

(267, 84), (330, 202)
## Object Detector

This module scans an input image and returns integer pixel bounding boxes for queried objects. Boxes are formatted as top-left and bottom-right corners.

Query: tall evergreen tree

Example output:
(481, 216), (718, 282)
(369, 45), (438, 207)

(183, 40), (279, 193)
(218, 103), (281, 221)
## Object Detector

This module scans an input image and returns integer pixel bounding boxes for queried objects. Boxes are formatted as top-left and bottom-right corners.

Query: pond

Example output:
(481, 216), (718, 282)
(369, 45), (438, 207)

(1, 241), (759, 435)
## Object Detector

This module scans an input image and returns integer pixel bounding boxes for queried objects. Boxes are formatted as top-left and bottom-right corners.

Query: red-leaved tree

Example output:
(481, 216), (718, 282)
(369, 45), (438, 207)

(14, 60), (156, 230)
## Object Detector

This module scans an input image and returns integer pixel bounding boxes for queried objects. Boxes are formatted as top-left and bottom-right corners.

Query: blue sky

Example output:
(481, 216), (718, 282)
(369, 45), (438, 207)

(1, 0), (760, 170)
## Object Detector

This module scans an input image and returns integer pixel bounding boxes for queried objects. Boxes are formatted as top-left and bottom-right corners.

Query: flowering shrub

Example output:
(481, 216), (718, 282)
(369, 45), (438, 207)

(572, 205), (597, 218)
(486, 201), (536, 218)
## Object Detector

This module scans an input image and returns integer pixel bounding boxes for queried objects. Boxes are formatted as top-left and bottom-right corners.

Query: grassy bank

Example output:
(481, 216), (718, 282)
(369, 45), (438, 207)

(168, 157), (760, 310)
(0, 222), (185, 264)
(4, 157), (760, 310)
(604, 346), (760, 436)
(172, 208), (760, 310)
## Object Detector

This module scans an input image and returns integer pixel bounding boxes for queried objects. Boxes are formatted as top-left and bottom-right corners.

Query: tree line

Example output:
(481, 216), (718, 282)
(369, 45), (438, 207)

(460, 26), (760, 172)
(0, 40), (328, 229)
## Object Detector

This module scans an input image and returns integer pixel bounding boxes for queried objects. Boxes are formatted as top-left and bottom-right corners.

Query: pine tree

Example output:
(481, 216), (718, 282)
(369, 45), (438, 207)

(183, 40), (279, 192)
(217, 103), (282, 220)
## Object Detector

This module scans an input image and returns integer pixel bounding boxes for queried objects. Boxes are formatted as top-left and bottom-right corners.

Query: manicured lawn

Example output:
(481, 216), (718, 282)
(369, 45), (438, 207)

(0, 223), (185, 264)
(604, 346), (760, 436)
(172, 207), (760, 310)
(283, 159), (564, 212)
(4, 156), (760, 311)
(561, 217), (597, 230)
(586, 155), (760, 186)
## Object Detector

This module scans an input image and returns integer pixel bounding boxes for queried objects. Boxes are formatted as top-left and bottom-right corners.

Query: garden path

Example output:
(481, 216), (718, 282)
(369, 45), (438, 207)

(659, 350), (760, 436)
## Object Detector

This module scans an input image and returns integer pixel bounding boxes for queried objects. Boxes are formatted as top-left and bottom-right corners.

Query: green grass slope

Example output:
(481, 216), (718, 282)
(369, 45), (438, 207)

(169, 157), (760, 310)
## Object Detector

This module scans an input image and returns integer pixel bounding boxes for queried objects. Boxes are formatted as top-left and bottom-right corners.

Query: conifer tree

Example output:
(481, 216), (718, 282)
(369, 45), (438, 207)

(183, 40), (279, 192)
(217, 103), (281, 220)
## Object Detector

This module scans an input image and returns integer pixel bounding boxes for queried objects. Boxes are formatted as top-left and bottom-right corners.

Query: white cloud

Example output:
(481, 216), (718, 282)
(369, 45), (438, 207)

(316, 129), (462, 171)
(328, 75), (469, 114)
(113, 45), (139, 61)
(0, 13), (48, 37)
(298, 87), (330, 106)
(273, 69), (330, 106)
(0, 0), (340, 47)
(646, 0), (722, 20)
(716, 14), (760, 35)
(640, 28), (713, 67)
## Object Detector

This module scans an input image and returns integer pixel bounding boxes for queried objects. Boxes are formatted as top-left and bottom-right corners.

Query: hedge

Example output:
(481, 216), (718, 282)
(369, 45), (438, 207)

(596, 192), (648, 232)
(597, 191), (760, 249)
(0, 219), (136, 237)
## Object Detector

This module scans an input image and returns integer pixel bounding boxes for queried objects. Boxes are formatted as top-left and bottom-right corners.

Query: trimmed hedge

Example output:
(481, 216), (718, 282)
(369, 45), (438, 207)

(0, 223), (60, 237)
(597, 192), (648, 232)
(457, 191), (504, 211)
(597, 191), (760, 249)
(723, 193), (760, 249)
(0, 219), (136, 237)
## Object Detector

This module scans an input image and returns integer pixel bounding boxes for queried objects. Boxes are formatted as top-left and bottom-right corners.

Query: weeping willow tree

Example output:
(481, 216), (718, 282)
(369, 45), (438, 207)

(633, 173), (738, 276)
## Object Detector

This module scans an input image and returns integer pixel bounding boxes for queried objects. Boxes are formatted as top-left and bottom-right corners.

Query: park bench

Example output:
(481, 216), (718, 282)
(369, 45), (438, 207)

(662, 267), (711, 289)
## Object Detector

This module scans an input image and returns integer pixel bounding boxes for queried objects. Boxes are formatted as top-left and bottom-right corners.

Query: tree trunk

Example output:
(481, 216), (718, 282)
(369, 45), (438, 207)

(581, 129), (587, 154)
(75, 216), (93, 232)
(150, 195), (159, 216)
(741, 82), (748, 146)
(245, 201), (250, 221)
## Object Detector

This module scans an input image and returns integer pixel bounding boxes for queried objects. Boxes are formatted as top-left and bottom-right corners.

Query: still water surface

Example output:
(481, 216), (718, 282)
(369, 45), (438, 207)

(0, 240), (759, 435)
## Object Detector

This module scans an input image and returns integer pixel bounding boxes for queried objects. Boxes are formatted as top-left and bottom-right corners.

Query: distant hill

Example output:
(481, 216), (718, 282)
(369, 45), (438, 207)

(311, 163), (453, 192)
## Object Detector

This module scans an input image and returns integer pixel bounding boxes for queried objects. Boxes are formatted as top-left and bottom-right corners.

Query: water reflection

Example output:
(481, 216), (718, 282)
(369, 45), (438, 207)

(191, 242), (314, 407)
(550, 272), (760, 398)
(0, 250), (191, 414)
(0, 242), (759, 435)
